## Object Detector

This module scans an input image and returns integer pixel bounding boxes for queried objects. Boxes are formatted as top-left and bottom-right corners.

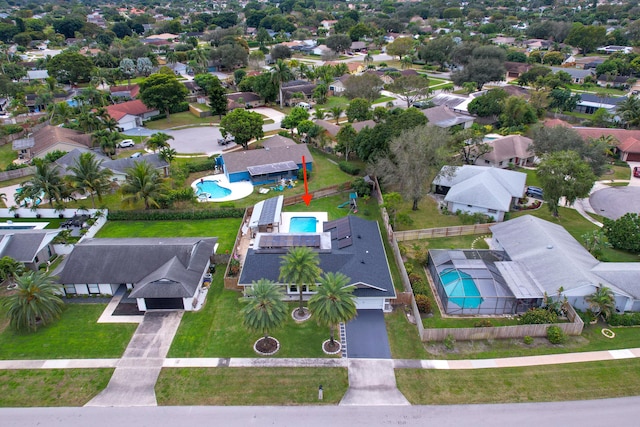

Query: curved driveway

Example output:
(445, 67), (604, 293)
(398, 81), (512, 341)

(589, 186), (640, 220)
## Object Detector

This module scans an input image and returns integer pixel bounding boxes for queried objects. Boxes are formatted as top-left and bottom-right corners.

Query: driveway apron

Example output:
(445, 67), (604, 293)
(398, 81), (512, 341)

(340, 359), (410, 406)
(345, 310), (391, 359)
(85, 311), (183, 407)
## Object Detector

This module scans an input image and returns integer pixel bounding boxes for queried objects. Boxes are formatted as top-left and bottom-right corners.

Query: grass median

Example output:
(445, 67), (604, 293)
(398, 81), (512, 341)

(156, 367), (348, 405)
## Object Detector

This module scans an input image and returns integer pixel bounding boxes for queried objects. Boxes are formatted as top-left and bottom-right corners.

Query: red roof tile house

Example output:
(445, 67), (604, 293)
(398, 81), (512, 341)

(105, 100), (159, 131)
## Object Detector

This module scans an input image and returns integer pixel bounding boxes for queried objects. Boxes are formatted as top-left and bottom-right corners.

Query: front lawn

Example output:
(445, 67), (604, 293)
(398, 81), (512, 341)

(385, 309), (429, 360)
(0, 304), (136, 359)
(156, 367), (348, 405)
(169, 271), (337, 358)
(96, 218), (242, 253)
(0, 143), (18, 170)
(145, 112), (220, 130)
(396, 358), (640, 404)
(0, 369), (113, 407)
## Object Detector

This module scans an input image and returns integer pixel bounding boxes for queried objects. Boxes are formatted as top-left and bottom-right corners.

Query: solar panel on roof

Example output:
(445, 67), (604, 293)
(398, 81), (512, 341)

(247, 161), (298, 176)
(259, 234), (320, 248)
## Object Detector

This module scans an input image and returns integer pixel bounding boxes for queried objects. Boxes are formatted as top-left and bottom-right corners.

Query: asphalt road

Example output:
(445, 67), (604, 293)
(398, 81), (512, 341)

(589, 186), (640, 220)
(4, 397), (640, 427)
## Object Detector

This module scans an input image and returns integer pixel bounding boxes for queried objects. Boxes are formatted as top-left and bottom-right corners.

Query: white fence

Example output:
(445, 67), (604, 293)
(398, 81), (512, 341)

(0, 208), (104, 219)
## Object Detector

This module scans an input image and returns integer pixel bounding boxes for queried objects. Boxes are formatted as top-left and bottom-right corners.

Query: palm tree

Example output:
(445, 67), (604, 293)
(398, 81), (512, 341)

(279, 246), (321, 318)
(1, 270), (64, 332)
(21, 160), (64, 207)
(308, 272), (357, 349)
(617, 95), (640, 128)
(586, 286), (616, 320)
(271, 59), (294, 108)
(93, 129), (119, 156)
(159, 147), (177, 165)
(364, 53), (373, 68)
(241, 278), (287, 352)
(68, 152), (114, 208)
(330, 106), (344, 124)
(121, 161), (167, 210)
(165, 50), (178, 66)
(313, 106), (327, 120)
(146, 132), (174, 152)
(0, 256), (24, 288)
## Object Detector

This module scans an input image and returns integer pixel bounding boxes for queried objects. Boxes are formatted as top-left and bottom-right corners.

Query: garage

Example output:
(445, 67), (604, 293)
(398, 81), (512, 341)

(354, 297), (383, 310)
(144, 298), (184, 310)
(626, 153), (640, 161)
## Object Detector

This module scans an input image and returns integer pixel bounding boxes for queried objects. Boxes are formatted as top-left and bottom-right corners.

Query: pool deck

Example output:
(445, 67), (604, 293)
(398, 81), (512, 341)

(192, 174), (254, 203)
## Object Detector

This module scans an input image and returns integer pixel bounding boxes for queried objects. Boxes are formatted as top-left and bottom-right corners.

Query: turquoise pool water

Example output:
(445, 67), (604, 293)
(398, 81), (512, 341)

(196, 180), (232, 199)
(289, 217), (318, 233)
(439, 269), (483, 309)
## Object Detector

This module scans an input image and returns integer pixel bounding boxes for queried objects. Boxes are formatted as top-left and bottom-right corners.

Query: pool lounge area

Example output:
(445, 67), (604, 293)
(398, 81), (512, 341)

(191, 175), (254, 202)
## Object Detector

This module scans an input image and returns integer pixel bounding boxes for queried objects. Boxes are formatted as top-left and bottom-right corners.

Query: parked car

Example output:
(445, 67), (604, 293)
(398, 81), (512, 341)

(118, 139), (135, 148)
(412, 100), (432, 109)
(526, 186), (544, 199)
(130, 152), (142, 158)
(634, 166), (640, 178)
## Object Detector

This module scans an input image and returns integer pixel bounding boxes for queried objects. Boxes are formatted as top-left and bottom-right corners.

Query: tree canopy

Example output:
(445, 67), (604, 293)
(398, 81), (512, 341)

(220, 108), (264, 149)
(139, 73), (188, 119)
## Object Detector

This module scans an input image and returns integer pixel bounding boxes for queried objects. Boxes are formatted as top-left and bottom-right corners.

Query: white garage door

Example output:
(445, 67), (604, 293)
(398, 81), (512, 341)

(118, 117), (137, 131)
(354, 298), (383, 310)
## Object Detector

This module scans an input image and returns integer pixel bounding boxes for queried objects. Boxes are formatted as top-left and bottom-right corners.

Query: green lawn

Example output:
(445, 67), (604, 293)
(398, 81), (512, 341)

(385, 309), (430, 360)
(324, 96), (350, 109)
(396, 358), (640, 404)
(0, 369), (113, 407)
(0, 304), (136, 359)
(0, 143), (18, 170)
(145, 112), (220, 130)
(0, 217), (64, 229)
(96, 218), (242, 253)
(394, 196), (468, 231)
(169, 271), (337, 358)
(156, 367), (348, 405)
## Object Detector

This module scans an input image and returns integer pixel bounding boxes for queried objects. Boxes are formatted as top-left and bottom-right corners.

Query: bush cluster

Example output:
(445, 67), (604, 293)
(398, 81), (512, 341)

(157, 188), (196, 208)
(338, 161), (360, 175)
(523, 335), (534, 345)
(415, 294), (431, 313)
(546, 325), (567, 344)
(108, 208), (244, 221)
(474, 319), (493, 328)
(351, 177), (371, 197)
(519, 307), (558, 325)
(608, 312), (640, 326)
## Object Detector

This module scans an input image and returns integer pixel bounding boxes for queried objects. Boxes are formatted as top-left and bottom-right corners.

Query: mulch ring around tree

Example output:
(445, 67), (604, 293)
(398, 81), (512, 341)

(254, 336), (280, 356)
(291, 307), (311, 322)
(322, 339), (341, 355)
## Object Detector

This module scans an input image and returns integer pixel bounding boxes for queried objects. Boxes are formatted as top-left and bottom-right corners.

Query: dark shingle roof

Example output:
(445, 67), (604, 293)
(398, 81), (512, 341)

(238, 217), (395, 298)
(58, 238), (216, 298)
(0, 230), (59, 263)
(222, 144), (312, 175)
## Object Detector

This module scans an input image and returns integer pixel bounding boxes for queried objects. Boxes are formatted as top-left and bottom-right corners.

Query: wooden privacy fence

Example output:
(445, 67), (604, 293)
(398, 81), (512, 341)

(395, 223), (494, 242)
(421, 305), (584, 342)
(282, 182), (351, 207)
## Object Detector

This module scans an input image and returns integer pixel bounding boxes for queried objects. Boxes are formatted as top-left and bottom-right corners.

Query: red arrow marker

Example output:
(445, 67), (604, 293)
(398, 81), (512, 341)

(301, 155), (312, 206)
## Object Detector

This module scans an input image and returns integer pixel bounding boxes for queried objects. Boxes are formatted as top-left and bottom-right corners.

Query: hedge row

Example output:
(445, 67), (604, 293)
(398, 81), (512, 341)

(339, 161), (360, 175)
(608, 312), (640, 327)
(108, 208), (245, 221)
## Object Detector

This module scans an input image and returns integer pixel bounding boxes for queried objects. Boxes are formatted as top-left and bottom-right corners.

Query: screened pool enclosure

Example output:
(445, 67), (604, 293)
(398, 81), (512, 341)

(427, 249), (544, 315)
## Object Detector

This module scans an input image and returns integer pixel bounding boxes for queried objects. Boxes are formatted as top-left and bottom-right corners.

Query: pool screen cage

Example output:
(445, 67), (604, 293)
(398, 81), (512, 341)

(427, 249), (526, 315)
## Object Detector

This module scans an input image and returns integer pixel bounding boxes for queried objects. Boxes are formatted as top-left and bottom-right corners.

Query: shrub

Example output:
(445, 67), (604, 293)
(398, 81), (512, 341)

(443, 334), (455, 350)
(228, 258), (240, 276)
(297, 169), (311, 180)
(408, 273), (422, 285)
(403, 261), (413, 275)
(415, 294), (431, 313)
(474, 319), (493, 328)
(5, 163), (28, 171)
(546, 325), (566, 344)
(411, 280), (428, 295)
(523, 335), (534, 345)
(351, 177), (371, 197)
(339, 161), (360, 175)
(519, 307), (558, 325)
(608, 312), (640, 327)
(169, 101), (190, 114)
(107, 208), (244, 221)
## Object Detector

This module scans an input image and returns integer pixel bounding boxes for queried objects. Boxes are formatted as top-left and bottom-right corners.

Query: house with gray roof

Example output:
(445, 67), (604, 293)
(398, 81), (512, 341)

(221, 144), (313, 185)
(432, 165), (526, 222)
(55, 149), (169, 182)
(423, 105), (474, 129)
(491, 215), (640, 312)
(57, 237), (217, 310)
(573, 93), (626, 115)
(239, 216), (396, 311)
(0, 229), (60, 271)
(550, 66), (594, 84)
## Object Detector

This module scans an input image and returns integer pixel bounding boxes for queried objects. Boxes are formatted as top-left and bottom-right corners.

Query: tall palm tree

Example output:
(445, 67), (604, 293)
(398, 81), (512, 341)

(617, 95), (640, 128)
(271, 59), (294, 108)
(586, 286), (616, 320)
(21, 160), (64, 207)
(313, 106), (327, 120)
(308, 272), (357, 348)
(364, 53), (373, 68)
(0, 256), (24, 288)
(145, 132), (174, 152)
(279, 246), (321, 318)
(93, 129), (119, 156)
(330, 106), (344, 124)
(241, 278), (287, 351)
(1, 270), (64, 332)
(121, 161), (167, 210)
(159, 147), (177, 165)
(68, 152), (114, 208)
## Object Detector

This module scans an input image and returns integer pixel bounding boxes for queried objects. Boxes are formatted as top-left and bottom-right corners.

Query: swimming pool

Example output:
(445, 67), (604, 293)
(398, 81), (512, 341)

(195, 180), (232, 200)
(289, 216), (318, 233)
(439, 269), (483, 309)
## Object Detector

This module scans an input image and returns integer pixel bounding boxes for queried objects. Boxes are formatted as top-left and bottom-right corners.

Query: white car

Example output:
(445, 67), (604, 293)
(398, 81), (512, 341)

(130, 152), (142, 158)
(118, 139), (135, 148)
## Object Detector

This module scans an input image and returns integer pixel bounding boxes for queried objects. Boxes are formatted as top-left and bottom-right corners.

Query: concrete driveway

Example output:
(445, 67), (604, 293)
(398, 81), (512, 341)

(163, 126), (228, 155)
(589, 186), (640, 220)
(345, 310), (391, 359)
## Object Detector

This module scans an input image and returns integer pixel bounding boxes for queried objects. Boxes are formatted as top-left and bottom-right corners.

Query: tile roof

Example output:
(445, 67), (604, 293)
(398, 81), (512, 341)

(106, 100), (156, 121)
